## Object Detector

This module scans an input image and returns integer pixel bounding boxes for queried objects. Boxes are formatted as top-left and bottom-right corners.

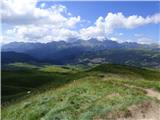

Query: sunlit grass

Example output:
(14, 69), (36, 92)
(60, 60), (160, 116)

(2, 63), (160, 120)
(8, 62), (39, 69)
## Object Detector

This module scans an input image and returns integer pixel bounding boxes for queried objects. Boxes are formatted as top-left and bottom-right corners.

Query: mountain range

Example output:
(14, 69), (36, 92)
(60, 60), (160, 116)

(2, 39), (160, 67)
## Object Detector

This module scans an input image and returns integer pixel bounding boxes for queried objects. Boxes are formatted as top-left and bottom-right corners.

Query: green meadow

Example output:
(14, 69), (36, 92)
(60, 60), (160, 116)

(2, 63), (160, 120)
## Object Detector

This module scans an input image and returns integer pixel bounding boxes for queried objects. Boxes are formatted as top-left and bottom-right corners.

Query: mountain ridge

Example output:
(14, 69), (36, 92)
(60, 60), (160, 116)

(2, 39), (160, 67)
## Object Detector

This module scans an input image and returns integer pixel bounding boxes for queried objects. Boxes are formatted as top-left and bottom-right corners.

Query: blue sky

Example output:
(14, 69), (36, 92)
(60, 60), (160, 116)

(38, 1), (159, 17)
(1, 1), (160, 44)
(38, 1), (159, 42)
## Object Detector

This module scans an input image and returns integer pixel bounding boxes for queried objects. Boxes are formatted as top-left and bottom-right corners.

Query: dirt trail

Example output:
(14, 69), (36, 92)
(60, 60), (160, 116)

(145, 89), (160, 100)
(95, 84), (160, 120)
(124, 84), (160, 101)
(118, 101), (160, 120)
(119, 84), (160, 120)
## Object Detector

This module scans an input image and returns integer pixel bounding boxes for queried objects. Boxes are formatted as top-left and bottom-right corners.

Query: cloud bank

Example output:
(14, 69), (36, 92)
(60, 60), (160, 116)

(1, 0), (80, 27)
(1, 0), (160, 44)
(80, 12), (160, 40)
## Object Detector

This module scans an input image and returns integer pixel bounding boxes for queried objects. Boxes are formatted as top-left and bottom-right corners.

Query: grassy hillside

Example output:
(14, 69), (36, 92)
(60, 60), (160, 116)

(2, 63), (160, 120)
(2, 63), (85, 103)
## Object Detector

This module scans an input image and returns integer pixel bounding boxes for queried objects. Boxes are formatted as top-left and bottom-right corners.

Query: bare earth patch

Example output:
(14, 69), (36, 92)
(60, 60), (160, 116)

(120, 84), (160, 120)
(95, 84), (160, 120)
(146, 89), (160, 101)
(95, 101), (160, 120)
(118, 101), (160, 120)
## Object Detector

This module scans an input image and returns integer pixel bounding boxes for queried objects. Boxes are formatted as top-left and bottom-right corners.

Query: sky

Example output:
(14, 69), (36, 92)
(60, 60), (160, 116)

(1, 0), (160, 44)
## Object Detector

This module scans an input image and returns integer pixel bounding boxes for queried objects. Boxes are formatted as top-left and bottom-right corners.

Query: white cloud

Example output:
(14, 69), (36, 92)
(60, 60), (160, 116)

(136, 37), (159, 44)
(118, 33), (123, 36)
(1, 0), (159, 44)
(104, 12), (160, 34)
(40, 3), (46, 8)
(133, 34), (159, 44)
(110, 37), (118, 41)
(1, 0), (80, 27)
(1, 0), (81, 43)
(67, 16), (81, 28)
(79, 16), (106, 40)
(79, 12), (160, 40)
(2, 25), (79, 43)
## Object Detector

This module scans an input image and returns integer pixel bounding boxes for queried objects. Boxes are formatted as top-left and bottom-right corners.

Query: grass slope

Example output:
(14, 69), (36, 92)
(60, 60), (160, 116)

(2, 63), (160, 120)
(2, 63), (85, 103)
